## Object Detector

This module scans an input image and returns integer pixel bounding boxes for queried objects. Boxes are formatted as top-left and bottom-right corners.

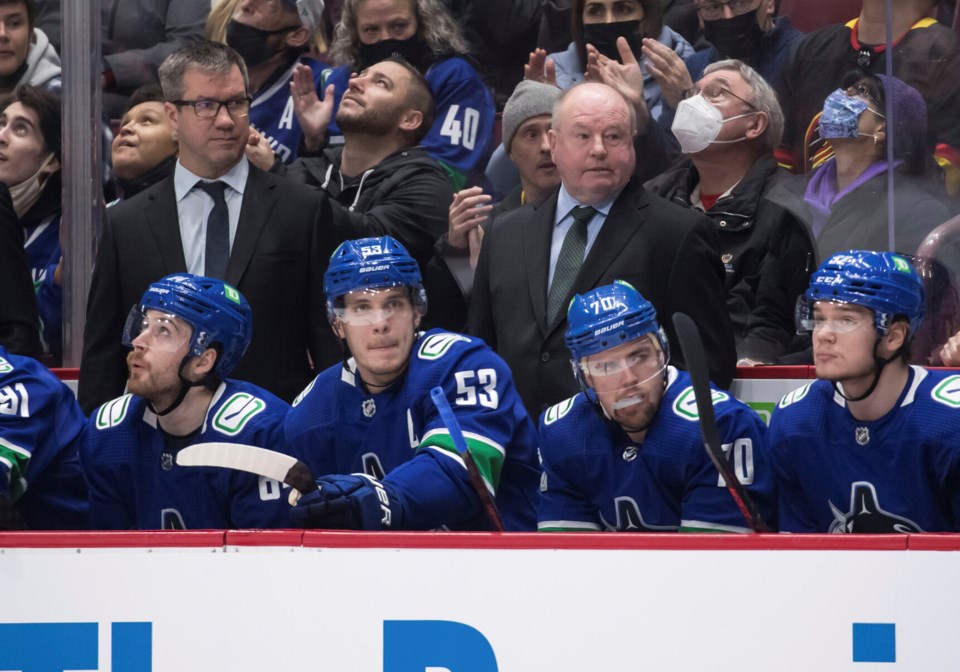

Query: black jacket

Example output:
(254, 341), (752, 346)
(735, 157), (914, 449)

(0, 184), (41, 358)
(469, 177), (736, 418)
(285, 145), (451, 271)
(646, 154), (816, 362)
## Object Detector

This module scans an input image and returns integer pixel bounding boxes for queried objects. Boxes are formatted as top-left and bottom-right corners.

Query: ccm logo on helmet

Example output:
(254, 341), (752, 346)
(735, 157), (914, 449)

(594, 320), (625, 336)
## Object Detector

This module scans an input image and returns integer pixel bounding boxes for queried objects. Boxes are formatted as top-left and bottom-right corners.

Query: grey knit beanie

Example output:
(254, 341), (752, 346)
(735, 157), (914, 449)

(282, 0), (325, 31)
(502, 80), (561, 153)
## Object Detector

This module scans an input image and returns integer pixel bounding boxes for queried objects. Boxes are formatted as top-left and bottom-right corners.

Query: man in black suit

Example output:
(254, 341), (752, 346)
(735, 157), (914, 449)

(469, 82), (735, 418)
(79, 40), (329, 414)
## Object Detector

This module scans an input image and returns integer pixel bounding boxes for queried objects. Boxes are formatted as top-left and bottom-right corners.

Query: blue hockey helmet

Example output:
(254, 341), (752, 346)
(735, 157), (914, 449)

(324, 236), (427, 320)
(123, 274), (252, 377)
(798, 250), (925, 336)
(565, 280), (669, 362)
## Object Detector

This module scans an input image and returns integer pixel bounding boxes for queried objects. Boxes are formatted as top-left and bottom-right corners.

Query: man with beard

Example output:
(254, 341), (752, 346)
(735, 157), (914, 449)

(769, 251), (960, 533)
(280, 56), (452, 325)
(79, 40), (328, 413)
(80, 274), (293, 530)
(222, 0), (325, 164)
(537, 281), (774, 532)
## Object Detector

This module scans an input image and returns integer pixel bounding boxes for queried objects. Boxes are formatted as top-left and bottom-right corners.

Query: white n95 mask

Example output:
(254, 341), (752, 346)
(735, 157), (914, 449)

(671, 95), (753, 154)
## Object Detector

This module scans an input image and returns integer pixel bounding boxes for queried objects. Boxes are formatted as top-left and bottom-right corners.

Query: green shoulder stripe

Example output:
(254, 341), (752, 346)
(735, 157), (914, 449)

(420, 428), (505, 492)
(0, 437), (31, 502)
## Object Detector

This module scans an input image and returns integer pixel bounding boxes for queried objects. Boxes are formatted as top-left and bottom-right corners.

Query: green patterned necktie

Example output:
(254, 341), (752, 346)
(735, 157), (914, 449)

(546, 205), (596, 324)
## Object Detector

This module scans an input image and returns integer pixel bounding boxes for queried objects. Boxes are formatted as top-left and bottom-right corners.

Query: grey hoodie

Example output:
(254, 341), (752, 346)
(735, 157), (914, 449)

(20, 28), (62, 91)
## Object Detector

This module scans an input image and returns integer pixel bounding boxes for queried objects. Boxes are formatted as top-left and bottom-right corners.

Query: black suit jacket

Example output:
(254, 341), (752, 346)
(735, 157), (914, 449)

(78, 165), (333, 414)
(469, 177), (736, 418)
(0, 184), (42, 358)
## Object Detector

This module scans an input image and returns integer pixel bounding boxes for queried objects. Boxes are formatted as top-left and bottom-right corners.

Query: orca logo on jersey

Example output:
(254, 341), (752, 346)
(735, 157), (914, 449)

(828, 481), (923, 533)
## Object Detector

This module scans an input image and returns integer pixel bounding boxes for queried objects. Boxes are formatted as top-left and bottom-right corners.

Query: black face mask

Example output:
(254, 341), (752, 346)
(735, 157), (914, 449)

(226, 19), (301, 67)
(581, 20), (643, 62)
(702, 11), (764, 61)
(358, 36), (436, 73)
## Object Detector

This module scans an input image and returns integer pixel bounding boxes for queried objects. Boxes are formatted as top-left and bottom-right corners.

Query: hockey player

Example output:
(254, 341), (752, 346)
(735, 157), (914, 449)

(80, 274), (292, 530)
(0, 345), (88, 529)
(538, 280), (775, 532)
(285, 235), (539, 530)
(769, 250), (960, 533)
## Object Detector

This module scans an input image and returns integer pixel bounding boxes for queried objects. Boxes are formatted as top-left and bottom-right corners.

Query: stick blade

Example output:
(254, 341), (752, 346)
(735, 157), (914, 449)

(176, 442), (316, 495)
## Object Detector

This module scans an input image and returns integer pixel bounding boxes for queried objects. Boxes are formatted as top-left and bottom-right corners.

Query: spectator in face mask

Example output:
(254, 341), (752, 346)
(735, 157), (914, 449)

(646, 59), (814, 364)
(525, 0), (693, 121)
(639, 0), (800, 132)
(0, 85), (63, 363)
(767, 73), (952, 262)
(309, 0), (495, 191)
(216, 0), (326, 165)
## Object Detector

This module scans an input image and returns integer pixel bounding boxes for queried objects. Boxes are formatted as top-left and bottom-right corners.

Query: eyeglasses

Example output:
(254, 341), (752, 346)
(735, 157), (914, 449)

(694, 0), (761, 20)
(682, 82), (757, 110)
(172, 97), (252, 119)
(844, 84), (885, 117)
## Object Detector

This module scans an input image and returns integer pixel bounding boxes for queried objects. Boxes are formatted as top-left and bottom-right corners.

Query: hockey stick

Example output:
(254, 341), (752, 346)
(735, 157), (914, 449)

(430, 386), (505, 531)
(176, 442), (317, 506)
(671, 313), (769, 533)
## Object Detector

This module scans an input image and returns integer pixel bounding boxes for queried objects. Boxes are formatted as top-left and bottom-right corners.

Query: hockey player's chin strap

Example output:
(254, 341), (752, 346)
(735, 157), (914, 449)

(831, 339), (902, 403)
(148, 357), (211, 417)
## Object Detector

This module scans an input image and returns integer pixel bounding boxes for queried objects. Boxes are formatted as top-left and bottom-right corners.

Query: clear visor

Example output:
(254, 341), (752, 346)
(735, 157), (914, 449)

(332, 288), (416, 326)
(122, 307), (192, 352)
(578, 334), (668, 400)
(796, 298), (871, 335)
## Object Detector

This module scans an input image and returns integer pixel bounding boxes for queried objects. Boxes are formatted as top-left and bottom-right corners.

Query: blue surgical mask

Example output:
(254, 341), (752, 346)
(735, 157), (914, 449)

(819, 89), (869, 139)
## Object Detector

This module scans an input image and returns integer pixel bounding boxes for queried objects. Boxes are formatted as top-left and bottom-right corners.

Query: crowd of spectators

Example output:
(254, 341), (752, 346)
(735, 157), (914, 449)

(2, 0), (960, 531)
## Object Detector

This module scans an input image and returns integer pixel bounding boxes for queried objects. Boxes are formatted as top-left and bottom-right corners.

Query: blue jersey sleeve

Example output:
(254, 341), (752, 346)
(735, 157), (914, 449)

(283, 372), (339, 477)
(537, 397), (605, 531)
(81, 396), (139, 530)
(667, 388), (775, 532)
(386, 332), (535, 530)
(0, 351), (87, 528)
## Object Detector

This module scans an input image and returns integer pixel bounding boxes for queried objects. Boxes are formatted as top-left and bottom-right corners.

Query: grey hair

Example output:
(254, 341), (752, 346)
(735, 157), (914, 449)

(329, 0), (468, 68)
(704, 59), (783, 152)
(158, 40), (250, 101)
(552, 82), (637, 136)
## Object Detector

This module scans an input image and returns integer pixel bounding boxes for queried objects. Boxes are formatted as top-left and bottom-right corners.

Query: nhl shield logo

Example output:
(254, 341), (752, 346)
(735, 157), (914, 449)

(622, 445), (638, 462)
(855, 426), (870, 446)
(161, 452), (174, 471)
(362, 398), (376, 418)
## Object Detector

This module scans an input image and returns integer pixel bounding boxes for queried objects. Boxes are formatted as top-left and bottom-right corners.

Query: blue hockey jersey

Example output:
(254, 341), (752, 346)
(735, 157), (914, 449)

(81, 380), (293, 530)
(24, 212), (62, 359)
(768, 366), (960, 533)
(0, 346), (88, 529)
(284, 329), (539, 530)
(250, 56), (325, 164)
(320, 56), (495, 188)
(537, 367), (775, 532)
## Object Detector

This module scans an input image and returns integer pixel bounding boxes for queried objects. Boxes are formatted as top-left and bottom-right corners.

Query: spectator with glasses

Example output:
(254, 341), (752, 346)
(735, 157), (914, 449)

(646, 60), (815, 364)
(639, 0), (800, 135)
(767, 72), (952, 262)
(79, 40), (332, 414)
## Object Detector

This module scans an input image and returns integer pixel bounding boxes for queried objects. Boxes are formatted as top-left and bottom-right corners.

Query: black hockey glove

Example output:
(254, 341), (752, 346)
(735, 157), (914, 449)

(290, 473), (401, 530)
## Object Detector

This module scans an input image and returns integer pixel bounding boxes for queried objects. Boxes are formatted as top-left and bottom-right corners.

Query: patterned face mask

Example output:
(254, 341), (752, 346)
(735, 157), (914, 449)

(819, 89), (869, 140)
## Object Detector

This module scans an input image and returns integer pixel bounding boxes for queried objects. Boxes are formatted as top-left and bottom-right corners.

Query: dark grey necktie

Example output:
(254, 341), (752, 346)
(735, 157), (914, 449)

(195, 180), (230, 279)
(547, 205), (596, 324)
